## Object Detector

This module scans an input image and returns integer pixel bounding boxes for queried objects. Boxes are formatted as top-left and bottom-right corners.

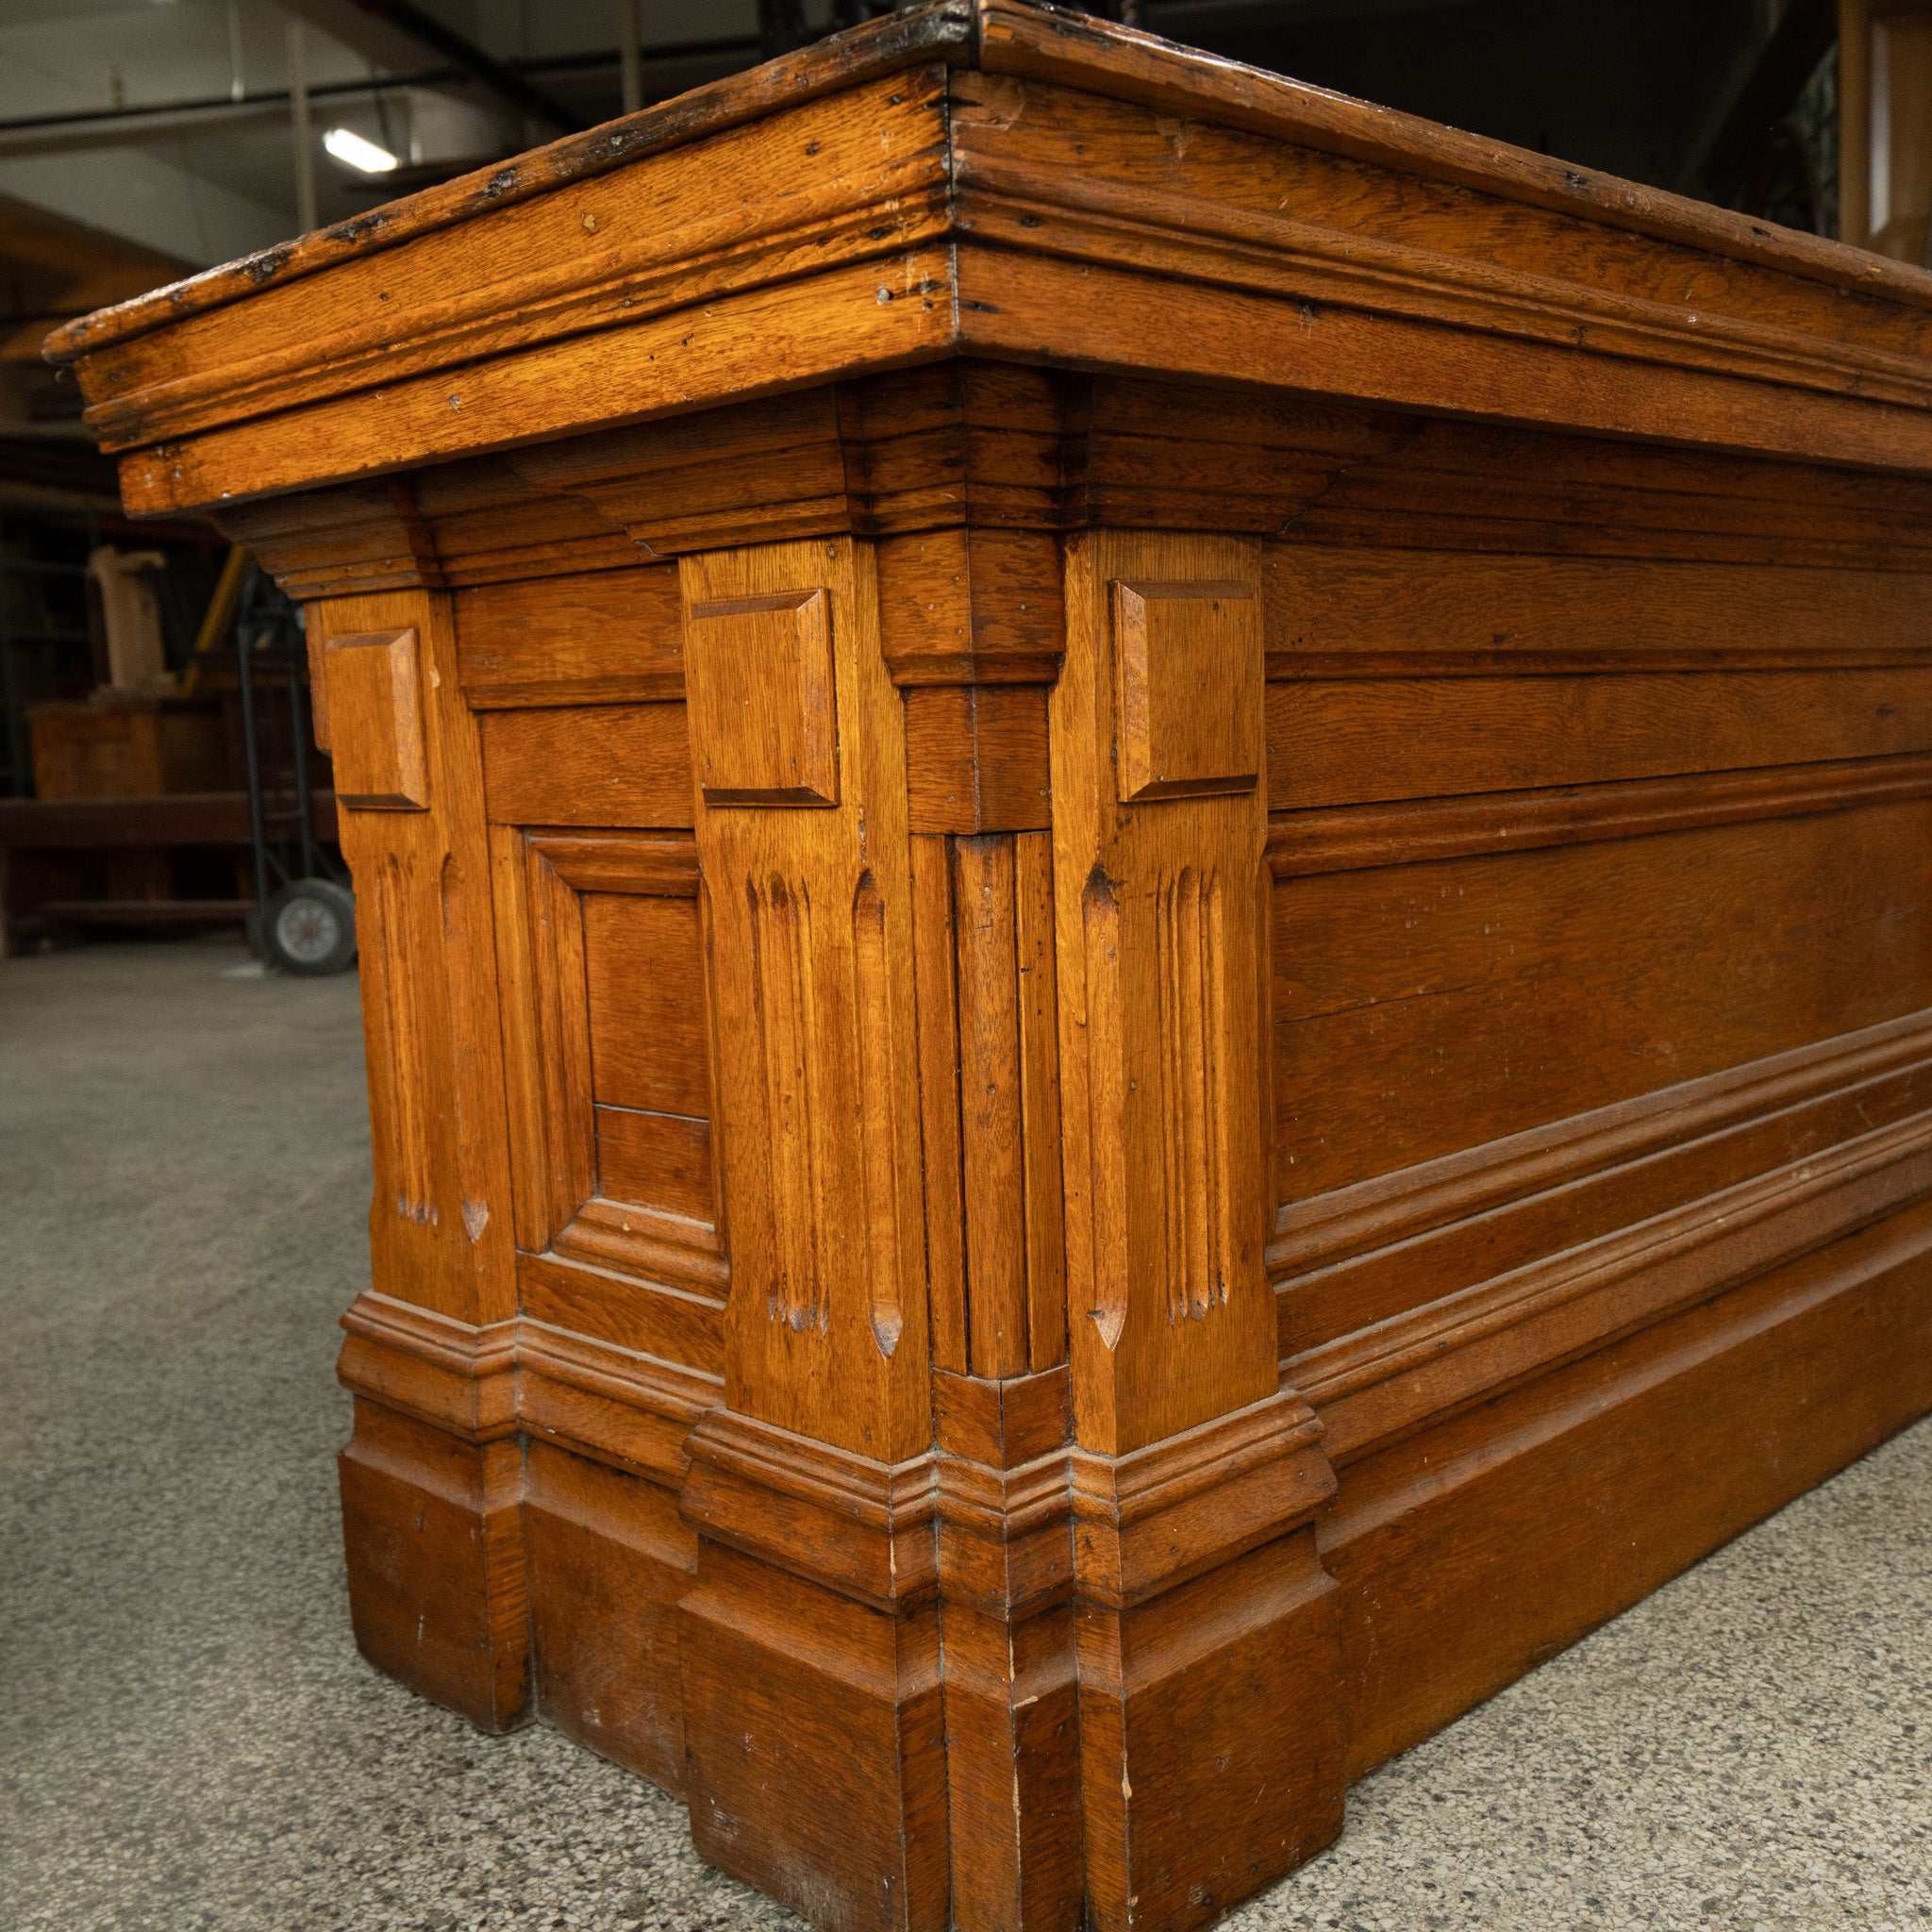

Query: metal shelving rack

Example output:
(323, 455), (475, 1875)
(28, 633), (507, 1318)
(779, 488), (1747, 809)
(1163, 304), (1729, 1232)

(0, 525), (94, 799)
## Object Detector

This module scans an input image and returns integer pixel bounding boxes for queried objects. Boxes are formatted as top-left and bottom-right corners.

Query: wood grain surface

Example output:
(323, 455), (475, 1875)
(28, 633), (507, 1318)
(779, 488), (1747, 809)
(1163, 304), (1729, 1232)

(59, 10), (1932, 1932)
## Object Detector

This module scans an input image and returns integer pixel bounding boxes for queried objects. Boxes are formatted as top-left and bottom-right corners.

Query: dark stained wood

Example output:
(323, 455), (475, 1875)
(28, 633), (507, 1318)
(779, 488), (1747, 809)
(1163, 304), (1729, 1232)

(524, 1439), (694, 1790)
(61, 10), (1932, 1932)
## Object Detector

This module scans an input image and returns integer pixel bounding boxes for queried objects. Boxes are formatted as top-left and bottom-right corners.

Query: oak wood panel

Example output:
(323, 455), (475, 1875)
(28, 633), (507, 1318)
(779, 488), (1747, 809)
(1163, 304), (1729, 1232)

(1267, 754), (1932, 879)
(1263, 547), (1932, 676)
(524, 1439), (694, 1792)
(1287, 420), (1932, 571)
(594, 1106), (712, 1225)
(950, 831), (1067, 1378)
(910, 834), (970, 1375)
(456, 565), (684, 708)
(903, 686), (1053, 834)
(337, 1398), (529, 1733)
(1321, 1203), (1932, 1775)
(682, 536), (931, 1461)
(1282, 1051), (1932, 1352)
(479, 703), (693, 828)
(318, 588), (520, 1328)
(63, 11), (1932, 1929)
(518, 1250), (724, 1376)
(957, 249), (1932, 476)
(1053, 529), (1277, 1457)
(1274, 800), (1932, 1201)
(1268, 670), (1932, 811)
(1273, 1007), (1932, 1277)
(324, 630), (428, 810)
(581, 891), (709, 1119)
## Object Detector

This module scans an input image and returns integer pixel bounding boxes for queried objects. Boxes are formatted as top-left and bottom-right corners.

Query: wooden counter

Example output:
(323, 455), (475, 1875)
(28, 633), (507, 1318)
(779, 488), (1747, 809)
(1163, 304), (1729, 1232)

(50, 6), (1932, 1928)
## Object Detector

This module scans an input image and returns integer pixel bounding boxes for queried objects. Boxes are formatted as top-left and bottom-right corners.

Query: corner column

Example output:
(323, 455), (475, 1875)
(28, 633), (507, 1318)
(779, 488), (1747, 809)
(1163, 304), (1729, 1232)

(675, 536), (946, 1932)
(1052, 530), (1348, 1930)
(302, 573), (530, 1733)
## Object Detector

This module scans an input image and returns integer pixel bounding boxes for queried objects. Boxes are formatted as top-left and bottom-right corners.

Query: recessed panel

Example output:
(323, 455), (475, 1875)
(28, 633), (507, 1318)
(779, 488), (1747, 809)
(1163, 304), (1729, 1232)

(582, 891), (710, 1120)
(1274, 798), (1932, 1202)
(1268, 669), (1932, 811)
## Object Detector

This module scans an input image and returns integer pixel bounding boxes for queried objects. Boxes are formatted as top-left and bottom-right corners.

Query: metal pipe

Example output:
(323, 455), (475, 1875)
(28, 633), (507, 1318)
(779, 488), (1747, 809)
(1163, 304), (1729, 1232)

(237, 626), (273, 932)
(287, 16), (318, 235)
(342, 0), (583, 133)
(286, 630), (318, 881)
(0, 36), (761, 141)
(618, 0), (641, 115)
(226, 0), (246, 101)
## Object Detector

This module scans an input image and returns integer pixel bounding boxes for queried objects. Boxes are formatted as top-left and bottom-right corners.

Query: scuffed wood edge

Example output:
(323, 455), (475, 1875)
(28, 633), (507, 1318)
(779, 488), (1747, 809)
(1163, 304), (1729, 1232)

(43, 0), (976, 363)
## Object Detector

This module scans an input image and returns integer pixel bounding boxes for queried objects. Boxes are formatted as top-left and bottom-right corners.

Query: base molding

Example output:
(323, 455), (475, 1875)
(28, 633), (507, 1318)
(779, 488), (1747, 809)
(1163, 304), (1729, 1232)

(333, 1197), (1932, 1930)
(337, 1397), (530, 1732)
(1324, 1197), (1932, 1777)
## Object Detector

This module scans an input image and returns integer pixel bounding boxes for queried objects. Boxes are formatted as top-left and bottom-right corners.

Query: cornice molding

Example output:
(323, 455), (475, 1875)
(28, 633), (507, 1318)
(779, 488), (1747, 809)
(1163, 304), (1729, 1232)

(54, 6), (1932, 518)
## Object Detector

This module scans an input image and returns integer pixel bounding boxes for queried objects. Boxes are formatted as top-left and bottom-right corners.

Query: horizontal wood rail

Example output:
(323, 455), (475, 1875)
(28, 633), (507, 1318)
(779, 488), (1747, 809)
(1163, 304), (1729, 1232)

(1265, 753), (1932, 879)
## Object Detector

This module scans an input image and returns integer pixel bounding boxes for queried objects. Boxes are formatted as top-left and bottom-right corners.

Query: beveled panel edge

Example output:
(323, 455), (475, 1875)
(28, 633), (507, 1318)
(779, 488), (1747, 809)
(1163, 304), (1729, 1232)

(1265, 751), (1932, 878)
(1286, 1106), (1932, 1466)
(1271, 1007), (1932, 1282)
(526, 827), (701, 896)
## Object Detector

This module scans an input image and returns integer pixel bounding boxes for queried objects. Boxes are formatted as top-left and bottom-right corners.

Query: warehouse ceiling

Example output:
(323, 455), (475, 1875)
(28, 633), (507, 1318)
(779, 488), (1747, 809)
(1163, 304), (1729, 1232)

(0, 0), (1824, 437)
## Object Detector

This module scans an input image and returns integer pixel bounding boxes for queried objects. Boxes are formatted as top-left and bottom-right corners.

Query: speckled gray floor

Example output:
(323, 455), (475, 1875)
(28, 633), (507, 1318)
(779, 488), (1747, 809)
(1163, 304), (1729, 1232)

(2, 938), (1927, 1932)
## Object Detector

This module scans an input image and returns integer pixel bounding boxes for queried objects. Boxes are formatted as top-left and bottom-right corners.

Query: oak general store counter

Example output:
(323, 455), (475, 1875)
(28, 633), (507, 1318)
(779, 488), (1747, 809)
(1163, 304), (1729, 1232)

(50, 7), (1932, 1929)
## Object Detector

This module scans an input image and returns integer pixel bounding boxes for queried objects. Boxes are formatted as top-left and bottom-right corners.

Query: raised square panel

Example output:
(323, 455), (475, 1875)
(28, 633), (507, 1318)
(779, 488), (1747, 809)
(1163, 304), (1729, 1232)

(684, 588), (839, 807)
(324, 628), (428, 810)
(1113, 580), (1262, 802)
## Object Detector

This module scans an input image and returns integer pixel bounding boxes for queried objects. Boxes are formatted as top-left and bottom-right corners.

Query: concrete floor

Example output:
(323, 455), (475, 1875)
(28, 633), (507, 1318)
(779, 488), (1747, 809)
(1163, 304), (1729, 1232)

(2, 937), (1928, 1932)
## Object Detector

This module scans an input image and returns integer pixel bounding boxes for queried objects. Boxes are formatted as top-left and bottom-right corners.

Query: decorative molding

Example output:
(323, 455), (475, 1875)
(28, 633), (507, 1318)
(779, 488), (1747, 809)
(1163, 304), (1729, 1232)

(854, 870), (908, 1359)
(953, 145), (1932, 412)
(1112, 580), (1261, 802)
(1056, 531), (1278, 1457)
(680, 1408), (941, 1612)
(339, 1291), (715, 1468)
(745, 873), (828, 1335)
(1069, 1390), (1331, 1609)
(1266, 753), (1932, 881)
(685, 537), (931, 1460)
(55, 0), (1932, 380)
(1290, 1105), (1932, 1465)
(685, 589), (841, 808)
(1272, 1008), (1932, 1284)
(323, 629), (428, 811)
(1154, 864), (1233, 1324)
(68, 67), (957, 454)
(494, 828), (724, 1307)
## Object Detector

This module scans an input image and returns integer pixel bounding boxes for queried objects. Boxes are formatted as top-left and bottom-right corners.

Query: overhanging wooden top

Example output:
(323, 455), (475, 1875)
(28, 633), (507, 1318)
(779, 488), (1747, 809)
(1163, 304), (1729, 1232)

(50, 0), (1932, 517)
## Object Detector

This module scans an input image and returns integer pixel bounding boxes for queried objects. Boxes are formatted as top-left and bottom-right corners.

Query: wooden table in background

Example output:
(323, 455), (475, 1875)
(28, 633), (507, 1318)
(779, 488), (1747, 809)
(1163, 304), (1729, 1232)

(48, 6), (1932, 1928)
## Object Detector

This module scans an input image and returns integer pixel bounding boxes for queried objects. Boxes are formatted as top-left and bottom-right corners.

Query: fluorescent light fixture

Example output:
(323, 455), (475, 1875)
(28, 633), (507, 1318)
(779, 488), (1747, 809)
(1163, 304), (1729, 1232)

(324, 126), (398, 174)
